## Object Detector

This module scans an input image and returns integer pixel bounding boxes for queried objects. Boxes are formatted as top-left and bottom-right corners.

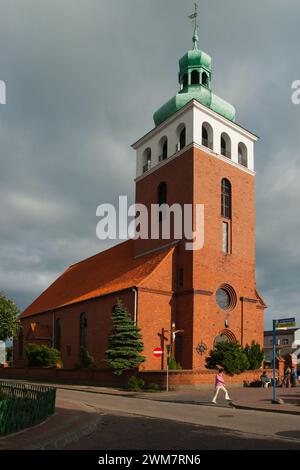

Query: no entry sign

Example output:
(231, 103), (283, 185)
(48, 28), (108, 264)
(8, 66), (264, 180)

(153, 347), (163, 357)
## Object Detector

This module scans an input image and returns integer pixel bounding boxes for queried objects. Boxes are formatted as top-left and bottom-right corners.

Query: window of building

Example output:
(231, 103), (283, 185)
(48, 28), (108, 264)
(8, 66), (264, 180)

(79, 312), (87, 349)
(202, 122), (213, 150)
(216, 285), (237, 311)
(18, 329), (23, 356)
(178, 126), (186, 151)
(191, 70), (200, 85)
(54, 318), (61, 351)
(221, 179), (232, 219)
(222, 222), (229, 254)
(202, 72), (208, 87)
(238, 142), (248, 168)
(142, 148), (151, 173)
(159, 137), (168, 161)
(283, 338), (289, 345)
(220, 133), (231, 158)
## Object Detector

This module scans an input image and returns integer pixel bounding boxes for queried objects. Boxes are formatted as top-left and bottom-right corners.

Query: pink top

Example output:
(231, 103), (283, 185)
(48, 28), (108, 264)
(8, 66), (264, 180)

(216, 373), (225, 387)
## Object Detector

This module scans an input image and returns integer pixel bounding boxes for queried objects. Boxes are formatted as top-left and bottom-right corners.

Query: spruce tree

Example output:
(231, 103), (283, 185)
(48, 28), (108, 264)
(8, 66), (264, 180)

(105, 299), (145, 375)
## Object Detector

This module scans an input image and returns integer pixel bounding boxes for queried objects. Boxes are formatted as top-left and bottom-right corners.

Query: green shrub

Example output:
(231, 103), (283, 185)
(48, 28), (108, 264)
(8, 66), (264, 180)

(169, 356), (182, 370)
(127, 375), (145, 391)
(79, 347), (96, 369)
(25, 343), (62, 368)
(206, 341), (250, 375)
(146, 383), (161, 391)
(243, 341), (264, 370)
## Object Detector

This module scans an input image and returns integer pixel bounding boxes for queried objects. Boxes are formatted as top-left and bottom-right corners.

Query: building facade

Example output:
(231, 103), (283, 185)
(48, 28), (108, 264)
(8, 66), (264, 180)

(14, 28), (266, 372)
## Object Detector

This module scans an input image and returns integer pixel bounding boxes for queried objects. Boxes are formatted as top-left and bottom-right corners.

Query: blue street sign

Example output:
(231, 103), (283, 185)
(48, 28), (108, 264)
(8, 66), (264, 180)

(275, 318), (296, 329)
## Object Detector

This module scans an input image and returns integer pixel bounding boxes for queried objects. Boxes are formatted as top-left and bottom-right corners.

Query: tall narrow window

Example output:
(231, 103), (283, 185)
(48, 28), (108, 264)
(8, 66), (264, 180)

(202, 122), (213, 150)
(54, 318), (61, 350)
(238, 142), (248, 168)
(202, 72), (208, 87)
(221, 179), (231, 219)
(79, 312), (87, 349)
(220, 133), (231, 159)
(18, 329), (23, 356)
(222, 222), (229, 254)
(159, 137), (168, 161)
(158, 182), (167, 223)
(179, 127), (186, 150)
(191, 70), (200, 85)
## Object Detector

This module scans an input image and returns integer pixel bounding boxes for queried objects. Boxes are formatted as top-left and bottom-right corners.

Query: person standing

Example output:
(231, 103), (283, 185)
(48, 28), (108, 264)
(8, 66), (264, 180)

(212, 368), (231, 404)
(291, 367), (297, 387)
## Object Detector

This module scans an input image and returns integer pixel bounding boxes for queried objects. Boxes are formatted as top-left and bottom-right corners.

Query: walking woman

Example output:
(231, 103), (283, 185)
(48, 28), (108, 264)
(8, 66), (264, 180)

(212, 368), (232, 404)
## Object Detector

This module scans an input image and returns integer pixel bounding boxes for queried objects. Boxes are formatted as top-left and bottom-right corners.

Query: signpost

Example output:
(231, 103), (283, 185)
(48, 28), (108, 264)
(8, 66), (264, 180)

(166, 344), (172, 393)
(272, 317), (296, 403)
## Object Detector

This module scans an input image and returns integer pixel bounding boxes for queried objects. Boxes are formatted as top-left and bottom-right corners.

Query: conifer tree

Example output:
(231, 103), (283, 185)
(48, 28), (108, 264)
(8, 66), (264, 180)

(105, 299), (145, 375)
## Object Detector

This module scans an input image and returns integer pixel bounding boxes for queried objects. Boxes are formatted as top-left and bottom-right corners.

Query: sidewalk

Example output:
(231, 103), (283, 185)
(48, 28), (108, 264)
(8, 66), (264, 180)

(2, 378), (300, 415)
(136, 387), (300, 415)
(0, 398), (102, 450)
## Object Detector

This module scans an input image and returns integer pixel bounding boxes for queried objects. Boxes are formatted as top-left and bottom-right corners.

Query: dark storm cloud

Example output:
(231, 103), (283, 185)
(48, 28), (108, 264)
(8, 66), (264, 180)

(0, 0), (300, 328)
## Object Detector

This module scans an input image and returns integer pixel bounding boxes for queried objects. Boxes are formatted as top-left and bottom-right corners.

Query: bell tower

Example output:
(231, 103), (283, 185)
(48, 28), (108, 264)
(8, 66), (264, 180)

(132, 13), (265, 369)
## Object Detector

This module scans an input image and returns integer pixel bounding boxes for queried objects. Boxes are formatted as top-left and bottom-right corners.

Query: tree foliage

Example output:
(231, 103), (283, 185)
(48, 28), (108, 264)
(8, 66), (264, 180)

(105, 299), (145, 375)
(206, 341), (250, 375)
(25, 343), (62, 367)
(244, 341), (264, 370)
(79, 346), (96, 368)
(0, 292), (20, 341)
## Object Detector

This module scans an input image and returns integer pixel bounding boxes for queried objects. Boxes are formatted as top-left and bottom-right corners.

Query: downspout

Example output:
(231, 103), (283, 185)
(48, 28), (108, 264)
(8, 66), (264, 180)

(52, 311), (55, 347)
(132, 288), (138, 325)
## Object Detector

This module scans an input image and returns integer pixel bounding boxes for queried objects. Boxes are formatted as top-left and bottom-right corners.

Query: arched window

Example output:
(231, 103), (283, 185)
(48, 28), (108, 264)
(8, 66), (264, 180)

(142, 148), (151, 173)
(202, 122), (213, 150)
(202, 72), (208, 87)
(221, 179), (231, 219)
(220, 133), (231, 158)
(79, 313), (87, 349)
(176, 124), (186, 151)
(182, 74), (188, 88)
(159, 137), (168, 161)
(54, 318), (61, 351)
(191, 70), (200, 85)
(238, 142), (248, 168)
(18, 329), (23, 356)
(158, 182), (167, 206)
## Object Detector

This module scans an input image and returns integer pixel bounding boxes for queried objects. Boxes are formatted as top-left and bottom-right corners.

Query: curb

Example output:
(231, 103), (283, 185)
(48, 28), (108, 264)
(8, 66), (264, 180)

(232, 402), (300, 416)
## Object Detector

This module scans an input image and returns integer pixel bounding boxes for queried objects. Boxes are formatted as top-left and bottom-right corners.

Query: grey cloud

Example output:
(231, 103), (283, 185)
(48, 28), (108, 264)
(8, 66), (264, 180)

(0, 0), (299, 330)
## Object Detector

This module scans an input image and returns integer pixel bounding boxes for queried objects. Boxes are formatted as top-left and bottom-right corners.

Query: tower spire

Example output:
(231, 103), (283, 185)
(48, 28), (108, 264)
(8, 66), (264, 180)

(188, 3), (199, 50)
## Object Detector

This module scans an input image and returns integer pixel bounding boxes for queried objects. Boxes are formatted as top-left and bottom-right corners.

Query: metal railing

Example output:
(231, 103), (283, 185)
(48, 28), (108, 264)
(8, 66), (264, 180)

(221, 148), (231, 159)
(0, 380), (56, 436)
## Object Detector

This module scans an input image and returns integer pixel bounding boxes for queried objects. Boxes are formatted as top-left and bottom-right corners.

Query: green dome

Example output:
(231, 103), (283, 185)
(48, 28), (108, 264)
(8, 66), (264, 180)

(153, 42), (236, 127)
(179, 49), (211, 72)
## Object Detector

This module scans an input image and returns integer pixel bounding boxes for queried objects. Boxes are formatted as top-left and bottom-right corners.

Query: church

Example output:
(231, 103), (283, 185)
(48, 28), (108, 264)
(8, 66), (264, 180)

(14, 21), (266, 373)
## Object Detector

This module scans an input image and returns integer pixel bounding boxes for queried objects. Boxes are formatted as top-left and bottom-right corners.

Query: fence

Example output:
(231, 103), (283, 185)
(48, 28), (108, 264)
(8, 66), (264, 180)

(0, 380), (56, 436)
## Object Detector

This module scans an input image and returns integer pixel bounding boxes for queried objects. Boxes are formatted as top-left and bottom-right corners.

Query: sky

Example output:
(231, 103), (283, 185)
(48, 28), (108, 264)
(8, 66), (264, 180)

(0, 0), (300, 330)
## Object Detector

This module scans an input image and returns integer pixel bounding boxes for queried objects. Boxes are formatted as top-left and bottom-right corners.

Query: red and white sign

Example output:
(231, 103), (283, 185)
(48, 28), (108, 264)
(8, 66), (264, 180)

(153, 347), (163, 357)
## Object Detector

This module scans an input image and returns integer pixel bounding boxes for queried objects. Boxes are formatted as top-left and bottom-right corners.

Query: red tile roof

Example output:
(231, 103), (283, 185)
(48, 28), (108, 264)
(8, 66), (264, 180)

(21, 240), (173, 319)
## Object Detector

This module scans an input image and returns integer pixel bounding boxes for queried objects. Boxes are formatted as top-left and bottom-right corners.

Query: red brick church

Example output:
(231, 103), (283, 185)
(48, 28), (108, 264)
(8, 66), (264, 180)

(14, 25), (266, 372)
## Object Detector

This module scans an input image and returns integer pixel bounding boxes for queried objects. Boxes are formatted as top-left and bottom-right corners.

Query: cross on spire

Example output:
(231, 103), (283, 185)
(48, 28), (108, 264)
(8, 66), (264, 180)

(188, 3), (199, 50)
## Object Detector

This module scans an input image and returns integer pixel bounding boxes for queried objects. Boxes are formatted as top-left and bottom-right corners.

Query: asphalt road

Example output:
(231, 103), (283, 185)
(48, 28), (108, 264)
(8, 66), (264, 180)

(57, 389), (300, 450)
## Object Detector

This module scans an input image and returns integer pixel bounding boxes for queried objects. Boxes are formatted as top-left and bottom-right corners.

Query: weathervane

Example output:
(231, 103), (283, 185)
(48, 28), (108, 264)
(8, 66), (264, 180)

(188, 3), (199, 49)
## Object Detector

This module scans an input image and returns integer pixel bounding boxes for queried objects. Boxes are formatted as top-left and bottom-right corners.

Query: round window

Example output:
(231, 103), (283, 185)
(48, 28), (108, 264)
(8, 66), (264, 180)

(216, 289), (230, 309)
(216, 285), (237, 311)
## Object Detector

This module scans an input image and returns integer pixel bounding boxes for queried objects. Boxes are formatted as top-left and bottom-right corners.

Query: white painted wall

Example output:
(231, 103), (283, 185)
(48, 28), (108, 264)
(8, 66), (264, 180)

(134, 100), (256, 178)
